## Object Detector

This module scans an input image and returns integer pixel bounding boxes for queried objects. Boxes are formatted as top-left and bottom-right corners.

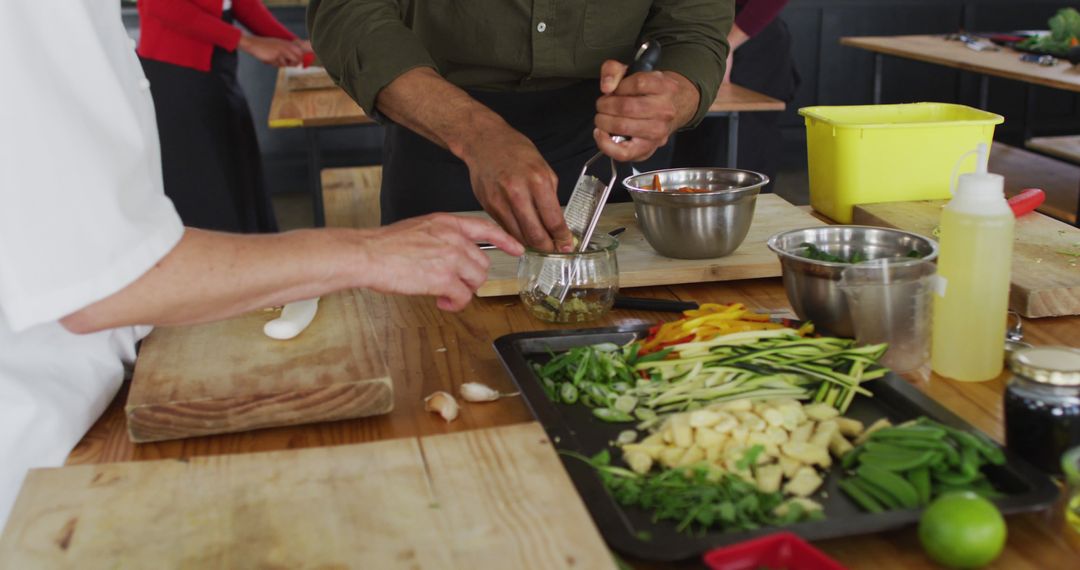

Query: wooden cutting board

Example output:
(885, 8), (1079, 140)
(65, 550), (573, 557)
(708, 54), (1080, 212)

(853, 201), (1080, 318)
(0, 423), (614, 570)
(125, 289), (393, 443)
(283, 66), (336, 91)
(475, 194), (825, 296)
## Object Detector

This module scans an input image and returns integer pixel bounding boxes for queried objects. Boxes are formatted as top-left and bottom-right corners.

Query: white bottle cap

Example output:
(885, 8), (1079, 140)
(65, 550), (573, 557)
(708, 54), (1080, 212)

(950, 143), (1006, 213)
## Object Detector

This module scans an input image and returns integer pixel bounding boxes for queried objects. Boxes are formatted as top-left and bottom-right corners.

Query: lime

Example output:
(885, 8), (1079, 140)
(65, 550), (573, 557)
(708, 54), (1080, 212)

(918, 491), (1007, 568)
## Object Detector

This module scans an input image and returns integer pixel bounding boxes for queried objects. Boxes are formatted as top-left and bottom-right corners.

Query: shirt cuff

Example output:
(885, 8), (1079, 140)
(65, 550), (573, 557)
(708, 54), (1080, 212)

(659, 42), (727, 129)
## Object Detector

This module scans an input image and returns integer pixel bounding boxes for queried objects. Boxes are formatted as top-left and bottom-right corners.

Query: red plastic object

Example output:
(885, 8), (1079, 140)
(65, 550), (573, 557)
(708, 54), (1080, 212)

(703, 532), (847, 570)
(1008, 188), (1045, 217)
(301, 52), (316, 68)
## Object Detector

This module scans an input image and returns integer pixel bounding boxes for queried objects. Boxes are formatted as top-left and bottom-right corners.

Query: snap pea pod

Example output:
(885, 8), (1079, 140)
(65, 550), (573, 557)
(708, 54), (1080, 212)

(858, 449), (940, 472)
(869, 425), (947, 441)
(906, 467), (931, 505)
(857, 465), (920, 508)
(838, 479), (885, 513)
(880, 437), (960, 466)
(848, 475), (902, 509)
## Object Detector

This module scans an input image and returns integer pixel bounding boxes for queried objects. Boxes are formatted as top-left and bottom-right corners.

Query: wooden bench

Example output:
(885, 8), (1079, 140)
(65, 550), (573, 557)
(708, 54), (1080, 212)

(321, 166), (382, 229)
(1026, 135), (1080, 165)
(990, 143), (1079, 225)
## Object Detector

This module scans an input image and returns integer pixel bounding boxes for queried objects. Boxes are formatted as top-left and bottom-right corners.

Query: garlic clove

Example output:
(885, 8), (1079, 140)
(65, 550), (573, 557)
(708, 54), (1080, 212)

(424, 390), (459, 423)
(459, 382), (500, 402)
(458, 381), (521, 403)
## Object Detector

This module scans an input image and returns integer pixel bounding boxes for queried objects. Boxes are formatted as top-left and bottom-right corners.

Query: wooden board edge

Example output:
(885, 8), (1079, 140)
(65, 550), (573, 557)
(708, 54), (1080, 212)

(124, 377), (393, 443)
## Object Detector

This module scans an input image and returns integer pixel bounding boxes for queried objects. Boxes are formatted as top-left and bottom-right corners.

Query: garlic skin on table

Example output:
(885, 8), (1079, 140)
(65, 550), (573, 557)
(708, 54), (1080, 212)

(424, 391), (459, 423)
(459, 382), (518, 403)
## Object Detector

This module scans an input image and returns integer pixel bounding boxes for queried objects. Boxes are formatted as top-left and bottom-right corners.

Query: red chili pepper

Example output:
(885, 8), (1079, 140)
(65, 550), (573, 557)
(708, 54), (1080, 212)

(1008, 188), (1045, 217)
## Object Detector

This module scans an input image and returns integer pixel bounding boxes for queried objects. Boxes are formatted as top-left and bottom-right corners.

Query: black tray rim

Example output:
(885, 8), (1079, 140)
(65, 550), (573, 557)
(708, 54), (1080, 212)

(493, 325), (1061, 562)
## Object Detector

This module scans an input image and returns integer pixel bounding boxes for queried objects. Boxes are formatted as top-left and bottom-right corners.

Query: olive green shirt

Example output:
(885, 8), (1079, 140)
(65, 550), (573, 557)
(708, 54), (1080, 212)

(307, 0), (732, 128)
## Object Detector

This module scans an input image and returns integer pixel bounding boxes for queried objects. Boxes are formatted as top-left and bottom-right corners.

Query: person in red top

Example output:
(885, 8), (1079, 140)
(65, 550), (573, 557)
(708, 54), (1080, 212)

(671, 0), (798, 191)
(137, 0), (312, 233)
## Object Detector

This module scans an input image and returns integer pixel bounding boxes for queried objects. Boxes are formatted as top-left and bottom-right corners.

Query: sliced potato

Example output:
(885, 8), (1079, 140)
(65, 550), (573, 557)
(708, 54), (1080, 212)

(694, 425), (726, 450)
(688, 410), (723, 428)
(803, 402), (841, 422)
(659, 447), (686, 469)
(673, 424), (694, 448)
(790, 422), (814, 444)
(828, 431), (854, 458)
(676, 445), (705, 467)
(761, 407), (786, 428)
(781, 441), (831, 468)
(809, 420), (839, 448)
(712, 412), (739, 434)
(778, 455), (802, 478)
(716, 399), (753, 413)
(834, 417), (864, 438)
(624, 451), (653, 474)
(854, 417), (893, 445)
(755, 463), (784, 494)
(783, 466), (824, 497)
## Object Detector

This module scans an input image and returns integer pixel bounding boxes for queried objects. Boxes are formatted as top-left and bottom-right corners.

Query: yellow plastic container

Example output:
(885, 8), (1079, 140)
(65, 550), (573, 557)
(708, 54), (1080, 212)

(799, 103), (1004, 223)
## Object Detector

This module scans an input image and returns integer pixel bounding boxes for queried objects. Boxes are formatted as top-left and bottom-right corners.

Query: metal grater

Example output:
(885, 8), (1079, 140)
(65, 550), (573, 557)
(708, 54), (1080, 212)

(534, 152), (619, 311)
(532, 40), (661, 314)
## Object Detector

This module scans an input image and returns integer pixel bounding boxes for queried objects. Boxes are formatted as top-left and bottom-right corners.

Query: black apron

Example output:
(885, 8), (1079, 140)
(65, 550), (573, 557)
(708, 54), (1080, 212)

(140, 10), (278, 233)
(670, 17), (800, 190)
(380, 80), (635, 223)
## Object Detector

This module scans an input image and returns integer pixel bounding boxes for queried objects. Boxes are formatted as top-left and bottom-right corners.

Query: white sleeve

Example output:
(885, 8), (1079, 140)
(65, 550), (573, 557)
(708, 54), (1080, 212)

(0, 1), (185, 332)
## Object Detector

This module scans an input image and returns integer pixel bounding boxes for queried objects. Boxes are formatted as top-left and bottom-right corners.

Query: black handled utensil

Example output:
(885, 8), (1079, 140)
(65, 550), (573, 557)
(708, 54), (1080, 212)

(613, 296), (699, 313)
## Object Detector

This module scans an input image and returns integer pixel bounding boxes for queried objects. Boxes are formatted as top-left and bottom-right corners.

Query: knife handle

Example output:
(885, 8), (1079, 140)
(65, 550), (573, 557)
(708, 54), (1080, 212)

(614, 295), (698, 313)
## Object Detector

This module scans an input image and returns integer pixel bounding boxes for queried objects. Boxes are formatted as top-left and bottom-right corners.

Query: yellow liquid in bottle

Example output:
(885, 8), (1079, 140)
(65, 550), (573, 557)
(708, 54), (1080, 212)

(931, 207), (1014, 382)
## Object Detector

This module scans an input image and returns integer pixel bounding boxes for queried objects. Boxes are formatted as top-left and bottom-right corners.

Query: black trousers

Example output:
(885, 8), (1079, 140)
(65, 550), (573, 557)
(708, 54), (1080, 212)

(380, 80), (636, 223)
(670, 17), (800, 190)
(140, 14), (277, 233)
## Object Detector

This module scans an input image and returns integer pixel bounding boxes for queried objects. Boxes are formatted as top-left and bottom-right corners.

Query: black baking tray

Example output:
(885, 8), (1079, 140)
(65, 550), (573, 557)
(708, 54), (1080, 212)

(493, 325), (1060, 562)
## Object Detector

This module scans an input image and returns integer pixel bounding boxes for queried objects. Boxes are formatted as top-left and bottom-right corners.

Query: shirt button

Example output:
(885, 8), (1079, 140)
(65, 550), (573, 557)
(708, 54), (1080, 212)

(536, 22), (547, 33)
(138, 79), (151, 90)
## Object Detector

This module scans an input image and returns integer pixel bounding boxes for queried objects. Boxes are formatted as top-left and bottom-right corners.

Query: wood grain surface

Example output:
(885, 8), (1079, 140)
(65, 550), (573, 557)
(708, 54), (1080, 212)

(125, 289), (393, 442)
(853, 200), (1080, 318)
(1027, 135), (1080, 166)
(992, 143), (1079, 224)
(267, 68), (368, 128)
(322, 166), (382, 229)
(470, 195), (825, 297)
(268, 67), (784, 129)
(1, 423), (614, 570)
(282, 65), (336, 91)
(841, 35), (1080, 93)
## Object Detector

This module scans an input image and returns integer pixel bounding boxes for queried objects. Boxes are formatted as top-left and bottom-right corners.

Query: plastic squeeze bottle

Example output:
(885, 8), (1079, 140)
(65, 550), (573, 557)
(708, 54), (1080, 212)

(931, 143), (1014, 382)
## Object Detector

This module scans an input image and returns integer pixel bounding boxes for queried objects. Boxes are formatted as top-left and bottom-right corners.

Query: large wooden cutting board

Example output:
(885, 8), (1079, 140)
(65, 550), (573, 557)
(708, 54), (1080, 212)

(853, 201), (1080, 318)
(0, 423), (614, 570)
(475, 194), (825, 296)
(125, 289), (393, 442)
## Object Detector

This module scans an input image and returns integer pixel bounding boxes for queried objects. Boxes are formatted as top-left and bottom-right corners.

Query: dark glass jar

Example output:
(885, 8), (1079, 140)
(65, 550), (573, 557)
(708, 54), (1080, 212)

(1003, 347), (1080, 474)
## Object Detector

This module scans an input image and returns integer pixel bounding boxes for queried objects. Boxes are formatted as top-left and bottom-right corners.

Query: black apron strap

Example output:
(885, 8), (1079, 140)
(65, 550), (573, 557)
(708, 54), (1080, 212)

(379, 80), (633, 224)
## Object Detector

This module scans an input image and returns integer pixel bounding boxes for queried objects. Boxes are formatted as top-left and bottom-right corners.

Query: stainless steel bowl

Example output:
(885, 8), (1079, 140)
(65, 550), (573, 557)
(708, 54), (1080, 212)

(623, 168), (769, 259)
(766, 226), (939, 337)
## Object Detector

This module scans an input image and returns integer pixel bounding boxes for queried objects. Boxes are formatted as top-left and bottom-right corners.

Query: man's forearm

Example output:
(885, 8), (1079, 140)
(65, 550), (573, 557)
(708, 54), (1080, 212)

(60, 228), (364, 333)
(663, 71), (703, 130)
(375, 67), (509, 164)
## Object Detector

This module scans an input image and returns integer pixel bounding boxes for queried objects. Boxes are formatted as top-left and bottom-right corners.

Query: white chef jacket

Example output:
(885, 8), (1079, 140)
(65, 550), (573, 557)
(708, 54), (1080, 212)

(0, 1), (185, 528)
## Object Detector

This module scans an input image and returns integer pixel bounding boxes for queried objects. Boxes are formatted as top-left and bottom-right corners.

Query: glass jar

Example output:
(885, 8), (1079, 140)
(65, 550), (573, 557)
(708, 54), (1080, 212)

(517, 233), (618, 323)
(1003, 346), (1080, 474)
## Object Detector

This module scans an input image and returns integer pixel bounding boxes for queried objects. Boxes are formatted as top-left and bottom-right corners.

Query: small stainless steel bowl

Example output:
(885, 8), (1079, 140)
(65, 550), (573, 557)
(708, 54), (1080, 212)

(766, 226), (939, 337)
(623, 168), (769, 259)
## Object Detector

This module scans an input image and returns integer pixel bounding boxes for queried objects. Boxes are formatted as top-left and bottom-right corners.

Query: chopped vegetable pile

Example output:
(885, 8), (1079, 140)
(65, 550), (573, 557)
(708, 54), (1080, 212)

(571, 449), (824, 533)
(797, 242), (924, 264)
(532, 315), (887, 426)
(839, 418), (1006, 512)
(648, 174), (712, 193)
(1017, 8), (1080, 56)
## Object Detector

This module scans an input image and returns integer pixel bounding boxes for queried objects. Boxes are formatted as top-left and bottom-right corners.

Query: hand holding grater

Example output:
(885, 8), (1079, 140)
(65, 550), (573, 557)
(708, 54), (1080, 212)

(535, 41), (662, 312)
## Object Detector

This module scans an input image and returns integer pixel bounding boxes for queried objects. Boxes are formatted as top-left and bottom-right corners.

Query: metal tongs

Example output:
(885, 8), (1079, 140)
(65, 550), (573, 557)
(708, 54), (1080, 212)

(535, 41), (662, 312)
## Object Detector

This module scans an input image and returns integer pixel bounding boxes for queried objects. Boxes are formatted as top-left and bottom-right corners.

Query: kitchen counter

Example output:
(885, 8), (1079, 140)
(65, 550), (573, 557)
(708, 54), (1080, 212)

(69, 274), (1080, 567)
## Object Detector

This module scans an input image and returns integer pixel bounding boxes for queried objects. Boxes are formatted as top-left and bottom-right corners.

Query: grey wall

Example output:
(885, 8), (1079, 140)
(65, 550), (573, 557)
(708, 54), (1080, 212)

(125, 0), (1079, 194)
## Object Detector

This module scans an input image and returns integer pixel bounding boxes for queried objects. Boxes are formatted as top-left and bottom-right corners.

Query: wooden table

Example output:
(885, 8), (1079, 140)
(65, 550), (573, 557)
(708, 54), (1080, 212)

(842, 34), (1080, 225)
(70, 287), (1080, 567)
(267, 67), (784, 227)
